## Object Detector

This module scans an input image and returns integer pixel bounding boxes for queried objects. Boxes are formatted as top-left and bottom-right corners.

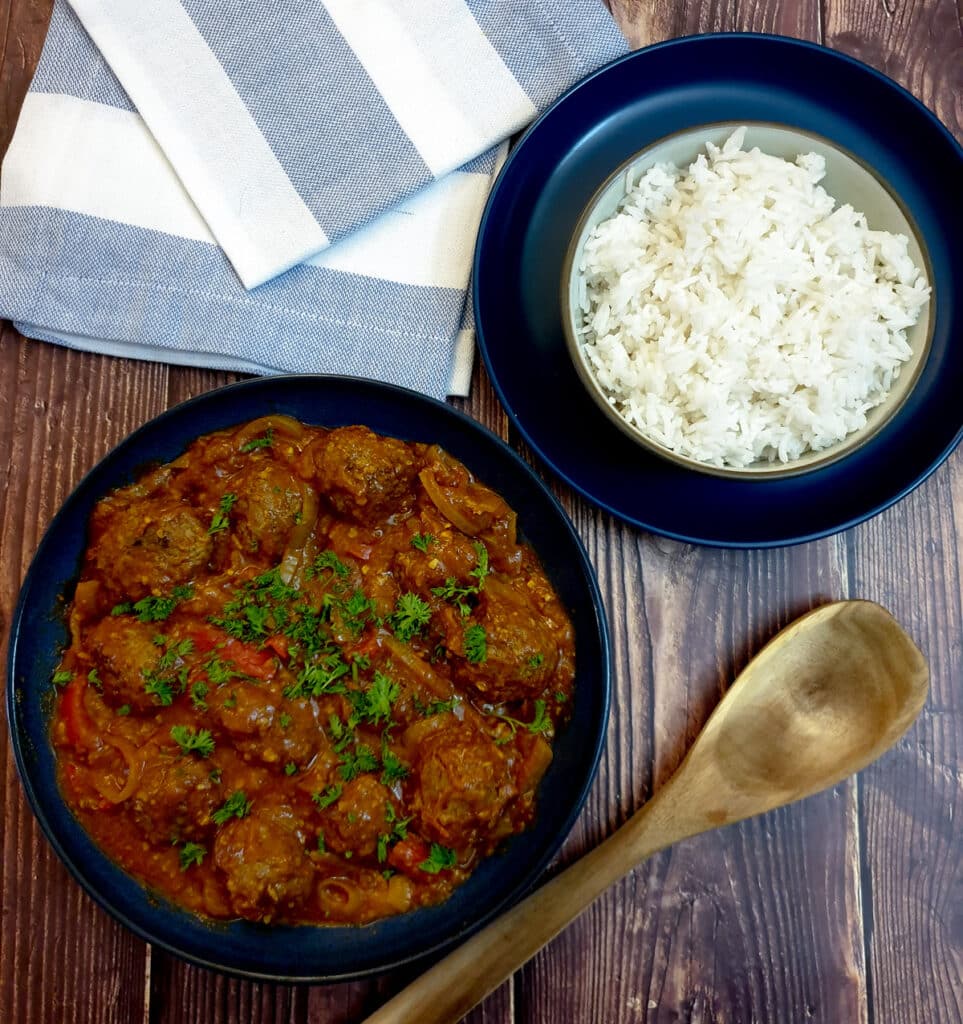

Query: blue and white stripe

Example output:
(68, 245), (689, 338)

(0, 0), (626, 397)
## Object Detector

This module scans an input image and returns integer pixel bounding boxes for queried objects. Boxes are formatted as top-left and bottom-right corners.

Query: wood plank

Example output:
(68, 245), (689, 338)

(824, 3), (963, 1020)
(0, 329), (168, 1024)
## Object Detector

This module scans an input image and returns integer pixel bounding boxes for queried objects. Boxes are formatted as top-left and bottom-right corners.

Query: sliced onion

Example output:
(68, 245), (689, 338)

(93, 734), (145, 804)
(278, 483), (319, 584)
(234, 415), (305, 447)
(419, 469), (483, 535)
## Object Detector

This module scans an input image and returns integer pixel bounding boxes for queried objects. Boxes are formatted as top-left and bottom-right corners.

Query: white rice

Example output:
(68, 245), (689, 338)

(576, 127), (931, 468)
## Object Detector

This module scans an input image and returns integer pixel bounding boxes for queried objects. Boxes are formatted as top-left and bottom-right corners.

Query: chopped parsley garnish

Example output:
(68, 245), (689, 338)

(528, 699), (551, 736)
(307, 550), (350, 580)
(388, 592), (432, 642)
(240, 428), (274, 452)
(86, 668), (103, 691)
(329, 588), (377, 638)
(469, 541), (490, 587)
(156, 637), (194, 670)
(284, 762), (298, 776)
(413, 695), (459, 718)
(317, 832), (326, 853)
(419, 843), (457, 874)
(116, 704), (131, 717)
(338, 744), (379, 782)
(143, 673), (175, 707)
(203, 655), (247, 686)
(377, 804), (412, 863)
(464, 624), (487, 664)
(52, 670), (72, 687)
(278, 712), (292, 729)
(178, 841), (206, 871)
(112, 586), (193, 623)
(380, 745), (409, 786)
(312, 784), (343, 810)
(410, 533), (435, 553)
(363, 671), (399, 725)
(170, 724), (215, 758)
(431, 577), (478, 617)
(283, 651), (349, 699)
(190, 681), (209, 711)
(208, 492), (238, 534)
(528, 653), (545, 671)
(212, 790), (252, 825)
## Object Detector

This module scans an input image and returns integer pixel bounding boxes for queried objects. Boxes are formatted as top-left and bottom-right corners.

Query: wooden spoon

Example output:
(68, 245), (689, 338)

(363, 600), (928, 1024)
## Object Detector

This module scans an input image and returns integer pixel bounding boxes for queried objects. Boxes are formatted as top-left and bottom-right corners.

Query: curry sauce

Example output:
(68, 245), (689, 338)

(51, 416), (575, 925)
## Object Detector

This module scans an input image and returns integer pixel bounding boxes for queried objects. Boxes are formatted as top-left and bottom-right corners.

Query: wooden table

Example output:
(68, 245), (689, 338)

(1, 2), (960, 1022)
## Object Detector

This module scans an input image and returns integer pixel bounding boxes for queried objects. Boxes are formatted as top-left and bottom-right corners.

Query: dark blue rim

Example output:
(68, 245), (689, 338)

(7, 374), (612, 982)
(473, 33), (963, 549)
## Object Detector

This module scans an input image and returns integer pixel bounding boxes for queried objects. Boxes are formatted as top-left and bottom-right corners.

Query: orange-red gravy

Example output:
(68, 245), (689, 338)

(52, 417), (575, 924)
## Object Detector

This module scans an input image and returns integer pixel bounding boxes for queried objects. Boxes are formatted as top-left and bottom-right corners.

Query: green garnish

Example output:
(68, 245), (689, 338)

(178, 841), (206, 871)
(388, 593), (432, 642)
(469, 541), (490, 587)
(190, 681), (209, 711)
(212, 790), (252, 825)
(380, 746), (409, 786)
(307, 550), (350, 579)
(52, 670), (72, 687)
(284, 762), (298, 776)
(278, 712), (292, 729)
(528, 653), (545, 671)
(338, 745), (379, 782)
(240, 428), (274, 452)
(410, 533), (435, 553)
(170, 725), (215, 758)
(528, 699), (551, 736)
(112, 585), (193, 623)
(143, 673), (174, 707)
(312, 784), (343, 810)
(86, 668), (103, 691)
(116, 704), (131, 717)
(413, 695), (459, 717)
(419, 843), (457, 874)
(431, 577), (478, 617)
(208, 493), (238, 534)
(464, 624), (487, 664)
(317, 832), (326, 853)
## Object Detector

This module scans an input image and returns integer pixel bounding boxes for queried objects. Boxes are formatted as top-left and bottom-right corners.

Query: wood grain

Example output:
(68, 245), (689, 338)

(0, 0), (960, 1023)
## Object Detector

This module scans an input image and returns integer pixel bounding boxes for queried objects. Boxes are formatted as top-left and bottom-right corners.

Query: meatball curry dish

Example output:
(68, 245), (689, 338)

(51, 416), (575, 925)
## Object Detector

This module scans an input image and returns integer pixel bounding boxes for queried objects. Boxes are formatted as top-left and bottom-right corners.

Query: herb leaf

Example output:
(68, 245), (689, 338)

(209, 493), (238, 535)
(212, 790), (252, 825)
(388, 593), (432, 642)
(464, 624), (487, 664)
(240, 428), (274, 452)
(410, 533), (435, 553)
(469, 541), (490, 587)
(170, 724), (215, 758)
(179, 841), (206, 871)
(419, 843), (457, 874)
(311, 784), (343, 810)
(431, 577), (478, 617)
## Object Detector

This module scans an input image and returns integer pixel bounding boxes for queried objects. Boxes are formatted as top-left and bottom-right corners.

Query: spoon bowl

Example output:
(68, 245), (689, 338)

(364, 600), (928, 1024)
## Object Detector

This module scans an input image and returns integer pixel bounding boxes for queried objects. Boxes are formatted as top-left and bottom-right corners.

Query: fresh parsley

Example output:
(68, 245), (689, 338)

(208, 492), (238, 534)
(469, 541), (490, 587)
(284, 762), (298, 776)
(189, 681), (209, 711)
(311, 784), (343, 810)
(419, 843), (457, 874)
(431, 577), (478, 617)
(410, 533), (435, 553)
(112, 585), (193, 623)
(170, 724), (215, 758)
(116, 704), (131, 717)
(380, 745), (409, 786)
(388, 592), (432, 642)
(52, 670), (72, 687)
(338, 745), (379, 782)
(212, 790), (252, 825)
(464, 624), (487, 664)
(179, 841), (206, 871)
(240, 428), (274, 452)
(307, 550), (350, 580)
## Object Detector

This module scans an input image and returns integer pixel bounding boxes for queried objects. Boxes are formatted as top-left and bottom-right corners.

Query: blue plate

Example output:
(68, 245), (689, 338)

(6, 375), (611, 981)
(473, 34), (963, 548)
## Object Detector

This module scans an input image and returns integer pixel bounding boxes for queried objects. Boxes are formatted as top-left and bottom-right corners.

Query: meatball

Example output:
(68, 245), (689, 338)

(394, 526), (479, 594)
(213, 802), (313, 920)
(450, 577), (564, 703)
(130, 750), (221, 842)
(227, 462), (310, 562)
(86, 617), (166, 712)
(211, 684), (321, 770)
(89, 498), (212, 600)
(318, 775), (395, 859)
(410, 721), (515, 849)
(311, 426), (417, 525)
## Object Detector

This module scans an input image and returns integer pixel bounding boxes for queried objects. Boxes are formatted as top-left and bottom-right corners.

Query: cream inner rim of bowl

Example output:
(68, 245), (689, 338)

(567, 124), (933, 476)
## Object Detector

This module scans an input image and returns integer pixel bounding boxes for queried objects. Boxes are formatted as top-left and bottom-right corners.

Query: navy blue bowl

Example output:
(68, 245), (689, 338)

(6, 375), (611, 981)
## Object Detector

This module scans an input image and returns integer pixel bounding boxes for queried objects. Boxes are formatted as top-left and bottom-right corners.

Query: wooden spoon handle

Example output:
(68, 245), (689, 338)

(362, 799), (683, 1024)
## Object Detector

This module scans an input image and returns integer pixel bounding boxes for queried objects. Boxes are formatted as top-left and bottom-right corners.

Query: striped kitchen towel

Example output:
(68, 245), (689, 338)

(0, 1), (627, 397)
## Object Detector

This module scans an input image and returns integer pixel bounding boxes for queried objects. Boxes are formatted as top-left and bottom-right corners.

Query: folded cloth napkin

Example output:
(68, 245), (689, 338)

(0, 0), (626, 398)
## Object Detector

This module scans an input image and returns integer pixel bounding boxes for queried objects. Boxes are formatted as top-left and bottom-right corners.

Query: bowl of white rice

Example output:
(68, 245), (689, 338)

(562, 123), (933, 478)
